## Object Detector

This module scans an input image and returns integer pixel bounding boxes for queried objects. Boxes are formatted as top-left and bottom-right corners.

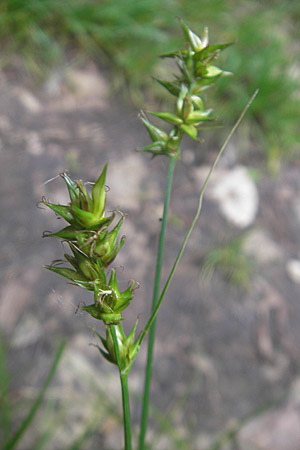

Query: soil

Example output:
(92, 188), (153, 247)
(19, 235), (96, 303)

(1, 63), (300, 450)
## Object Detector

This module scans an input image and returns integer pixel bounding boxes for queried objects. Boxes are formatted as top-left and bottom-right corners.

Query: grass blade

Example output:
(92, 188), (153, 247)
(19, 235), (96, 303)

(0, 331), (11, 447)
(139, 89), (259, 345)
(4, 339), (66, 450)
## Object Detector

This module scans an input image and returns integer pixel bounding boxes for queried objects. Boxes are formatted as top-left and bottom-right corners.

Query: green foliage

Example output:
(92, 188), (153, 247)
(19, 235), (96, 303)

(39, 18), (259, 448)
(211, 4), (300, 167)
(0, 0), (178, 81)
(0, 0), (298, 161)
(43, 166), (140, 372)
(0, 332), (11, 447)
(0, 336), (65, 450)
(181, 1), (300, 165)
(0, 331), (122, 450)
(202, 234), (255, 289)
(138, 20), (232, 157)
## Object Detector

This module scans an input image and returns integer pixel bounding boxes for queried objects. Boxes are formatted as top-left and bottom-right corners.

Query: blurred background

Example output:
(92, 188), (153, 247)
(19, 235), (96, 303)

(0, 1), (300, 449)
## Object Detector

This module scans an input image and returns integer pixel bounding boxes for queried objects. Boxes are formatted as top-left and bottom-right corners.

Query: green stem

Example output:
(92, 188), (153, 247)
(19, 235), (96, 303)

(138, 89), (257, 449)
(139, 90), (259, 344)
(139, 155), (177, 450)
(120, 374), (131, 450)
(110, 325), (132, 450)
(0, 331), (11, 446)
(4, 340), (66, 450)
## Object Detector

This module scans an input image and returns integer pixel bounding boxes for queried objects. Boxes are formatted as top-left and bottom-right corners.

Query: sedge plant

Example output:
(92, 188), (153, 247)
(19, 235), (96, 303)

(42, 20), (257, 450)
(0, 335), (65, 450)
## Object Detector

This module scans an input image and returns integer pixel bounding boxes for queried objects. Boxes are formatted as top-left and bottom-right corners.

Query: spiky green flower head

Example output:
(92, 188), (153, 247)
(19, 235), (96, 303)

(137, 111), (181, 158)
(43, 164), (127, 262)
(138, 20), (233, 156)
(94, 322), (140, 373)
(44, 241), (106, 291)
(164, 19), (233, 91)
(43, 165), (139, 326)
(43, 164), (112, 235)
(81, 270), (138, 325)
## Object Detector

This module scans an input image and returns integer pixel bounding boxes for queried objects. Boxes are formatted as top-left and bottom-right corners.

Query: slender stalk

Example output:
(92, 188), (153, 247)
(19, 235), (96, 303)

(0, 331), (11, 446)
(110, 325), (132, 450)
(139, 155), (177, 449)
(120, 374), (132, 450)
(4, 340), (66, 450)
(139, 90), (259, 345)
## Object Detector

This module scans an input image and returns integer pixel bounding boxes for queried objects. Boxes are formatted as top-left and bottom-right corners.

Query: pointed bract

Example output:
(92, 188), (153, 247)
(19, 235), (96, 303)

(179, 18), (204, 52)
(92, 163), (107, 219)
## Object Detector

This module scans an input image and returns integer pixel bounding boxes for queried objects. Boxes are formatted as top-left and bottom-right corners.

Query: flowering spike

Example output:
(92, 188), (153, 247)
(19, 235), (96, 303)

(185, 109), (213, 124)
(43, 226), (87, 240)
(199, 42), (233, 61)
(126, 318), (139, 348)
(140, 112), (169, 142)
(44, 265), (89, 283)
(179, 18), (204, 52)
(80, 303), (122, 324)
(202, 27), (209, 48)
(61, 172), (80, 206)
(148, 111), (183, 125)
(136, 142), (164, 154)
(43, 201), (75, 224)
(92, 163), (107, 219)
(180, 124), (198, 140)
(155, 79), (181, 97)
(176, 83), (189, 116)
(96, 323), (141, 370)
(114, 281), (137, 314)
(68, 243), (99, 280)
(98, 348), (115, 364)
(76, 180), (93, 211)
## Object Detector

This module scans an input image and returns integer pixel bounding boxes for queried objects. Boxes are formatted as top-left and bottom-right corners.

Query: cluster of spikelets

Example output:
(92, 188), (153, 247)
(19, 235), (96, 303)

(43, 21), (231, 371)
(43, 164), (140, 371)
(138, 19), (232, 158)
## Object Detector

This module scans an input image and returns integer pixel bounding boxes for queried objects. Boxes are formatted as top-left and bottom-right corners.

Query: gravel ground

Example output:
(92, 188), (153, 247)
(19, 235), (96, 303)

(1, 63), (300, 450)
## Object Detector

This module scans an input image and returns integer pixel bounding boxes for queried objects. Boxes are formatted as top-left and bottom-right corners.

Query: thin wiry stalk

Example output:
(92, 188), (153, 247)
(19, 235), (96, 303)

(110, 325), (132, 450)
(139, 90), (259, 345)
(4, 340), (66, 450)
(139, 155), (177, 450)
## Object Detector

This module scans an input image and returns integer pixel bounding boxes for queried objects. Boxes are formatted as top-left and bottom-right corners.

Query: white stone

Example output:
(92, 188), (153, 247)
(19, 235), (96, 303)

(11, 314), (42, 348)
(47, 66), (109, 110)
(43, 69), (63, 96)
(293, 197), (300, 226)
(15, 88), (42, 113)
(0, 115), (12, 132)
(26, 131), (44, 155)
(0, 273), (37, 333)
(238, 406), (300, 450)
(288, 377), (300, 408)
(209, 166), (259, 228)
(68, 68), (108, 98)
(106, 154), (147, 211)
(243, 229), (283, 263)
(286, 259), (300, 284)
(182, 148), (195, 165)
